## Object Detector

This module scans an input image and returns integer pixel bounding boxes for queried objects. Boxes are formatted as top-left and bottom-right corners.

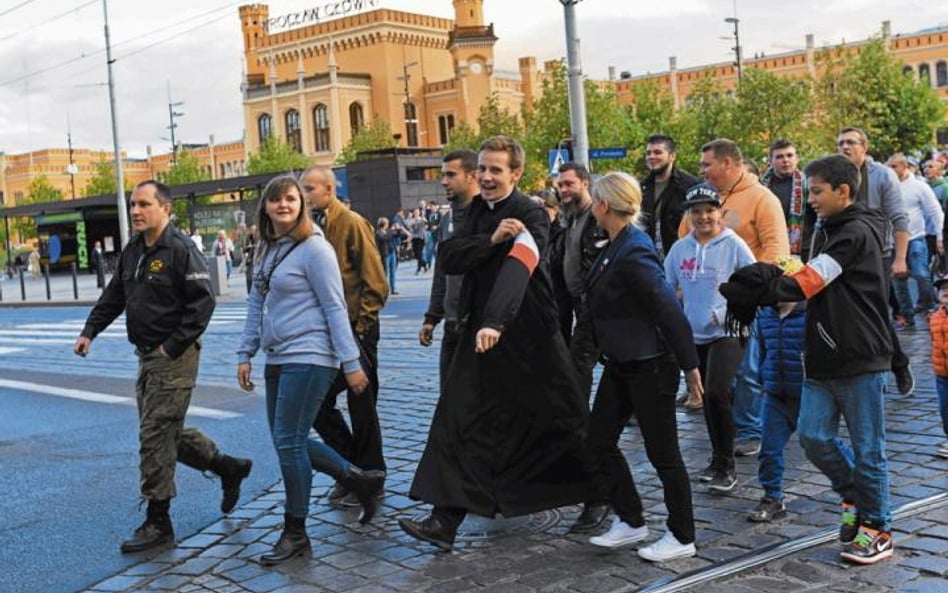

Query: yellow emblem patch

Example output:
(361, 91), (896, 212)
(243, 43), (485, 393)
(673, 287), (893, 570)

(149, 259), (164, 273)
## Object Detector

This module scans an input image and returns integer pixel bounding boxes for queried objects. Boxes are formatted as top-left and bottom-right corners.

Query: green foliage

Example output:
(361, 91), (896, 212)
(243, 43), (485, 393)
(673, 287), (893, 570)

(25, 175), (64, 204)
(82, 160), (132, 197)
(813, 38), (945, 157)
(444, 120), (481, 153)
(163, 151), (210, 186)
(246, 136), (312, 174)
(335, 116), (398, 164)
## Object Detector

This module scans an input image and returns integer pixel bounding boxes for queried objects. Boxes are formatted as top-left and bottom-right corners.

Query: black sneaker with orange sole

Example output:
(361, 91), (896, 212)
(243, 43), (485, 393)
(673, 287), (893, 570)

(840, 524), (894, 565)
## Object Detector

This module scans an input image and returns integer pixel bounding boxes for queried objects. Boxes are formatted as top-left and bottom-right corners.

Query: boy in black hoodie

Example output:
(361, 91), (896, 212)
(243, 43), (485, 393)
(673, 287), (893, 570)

(720, 155), (893, 565)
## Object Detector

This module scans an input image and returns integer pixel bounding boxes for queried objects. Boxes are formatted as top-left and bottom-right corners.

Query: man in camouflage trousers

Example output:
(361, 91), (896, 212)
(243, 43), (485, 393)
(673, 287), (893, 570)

(74, 180), (252, 553)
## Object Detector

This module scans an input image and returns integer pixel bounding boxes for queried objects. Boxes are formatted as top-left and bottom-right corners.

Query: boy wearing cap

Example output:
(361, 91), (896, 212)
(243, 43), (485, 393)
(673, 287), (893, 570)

(927, 276), (948, 459)
(664, 184), (755, 493)
(719, 154), (893, 564)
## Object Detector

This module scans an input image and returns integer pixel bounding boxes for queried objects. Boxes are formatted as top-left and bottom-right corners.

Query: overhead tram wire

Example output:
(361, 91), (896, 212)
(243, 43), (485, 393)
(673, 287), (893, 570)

(0, 0), (240, 88)
(0, 0), (99, 45)
(0, 0), (39, 18)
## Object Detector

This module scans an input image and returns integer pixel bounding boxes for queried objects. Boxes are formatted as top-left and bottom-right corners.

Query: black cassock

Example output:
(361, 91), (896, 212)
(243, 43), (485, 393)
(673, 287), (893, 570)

(409, 190), (591, 517)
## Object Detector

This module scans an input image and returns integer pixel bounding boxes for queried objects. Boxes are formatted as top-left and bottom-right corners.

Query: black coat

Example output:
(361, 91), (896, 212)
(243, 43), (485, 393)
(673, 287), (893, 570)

(408, 190), (591, 517)
(640, 167), (699, 257)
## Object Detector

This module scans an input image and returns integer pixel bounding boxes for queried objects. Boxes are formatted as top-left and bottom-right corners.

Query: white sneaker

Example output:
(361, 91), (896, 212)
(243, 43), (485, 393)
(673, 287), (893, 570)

(588, 517), (649, 548)
(637, 530), (696, 562)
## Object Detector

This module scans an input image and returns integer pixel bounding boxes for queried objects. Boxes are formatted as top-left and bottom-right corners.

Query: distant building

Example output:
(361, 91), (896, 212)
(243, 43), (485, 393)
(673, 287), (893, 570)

(612, 21), (948, 144)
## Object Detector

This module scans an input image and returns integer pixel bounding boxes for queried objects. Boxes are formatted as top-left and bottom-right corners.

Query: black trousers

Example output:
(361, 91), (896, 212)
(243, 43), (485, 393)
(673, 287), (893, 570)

(586, 354), (695, 544)
(696, 338), (745, 472)
(568, 296), (599, 401)
(314, 322), (386, 472)
(412, 238), (426, 271)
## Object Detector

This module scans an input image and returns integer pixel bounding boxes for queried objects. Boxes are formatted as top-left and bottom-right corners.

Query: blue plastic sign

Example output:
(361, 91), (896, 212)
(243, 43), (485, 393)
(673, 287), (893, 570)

(548, 149), (569, 176)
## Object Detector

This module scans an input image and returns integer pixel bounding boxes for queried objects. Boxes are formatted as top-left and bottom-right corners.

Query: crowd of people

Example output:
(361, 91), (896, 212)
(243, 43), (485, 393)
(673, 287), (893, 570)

(71, 128), (948, 570)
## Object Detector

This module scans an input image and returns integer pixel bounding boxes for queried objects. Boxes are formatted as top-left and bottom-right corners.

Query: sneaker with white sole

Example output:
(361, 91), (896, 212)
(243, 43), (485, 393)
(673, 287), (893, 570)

(637, 530), (696, 562)
(936, 440), (948, 459)
(588, 517), (649, 548)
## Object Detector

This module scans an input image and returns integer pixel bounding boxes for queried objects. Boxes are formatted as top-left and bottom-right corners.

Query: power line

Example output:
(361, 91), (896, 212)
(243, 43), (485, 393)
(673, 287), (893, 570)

(0, 0), (39, 18)
(0, 1), (240, 88)
(0, 0), (98, 45)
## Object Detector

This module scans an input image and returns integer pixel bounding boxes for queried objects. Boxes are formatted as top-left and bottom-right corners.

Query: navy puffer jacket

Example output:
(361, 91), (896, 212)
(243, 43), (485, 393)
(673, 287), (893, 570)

(758, 304), (806, 399)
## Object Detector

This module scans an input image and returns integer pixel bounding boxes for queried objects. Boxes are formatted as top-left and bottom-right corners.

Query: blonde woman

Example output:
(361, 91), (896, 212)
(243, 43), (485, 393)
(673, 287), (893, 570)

(583, 171), (703, 562)
(236, 175), (383, 565)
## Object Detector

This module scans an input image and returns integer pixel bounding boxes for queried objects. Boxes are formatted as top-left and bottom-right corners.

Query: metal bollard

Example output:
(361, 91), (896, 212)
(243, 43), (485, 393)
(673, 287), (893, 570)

(71, 263), (79, 300)
(19, 269), (26, 301)
(44, 264), (51, 300)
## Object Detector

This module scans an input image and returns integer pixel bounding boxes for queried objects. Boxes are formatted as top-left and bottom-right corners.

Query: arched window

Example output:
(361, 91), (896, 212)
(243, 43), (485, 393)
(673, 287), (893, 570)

(919, 63), (932, 86)
(902, 64), (914, 76)
(404, 101), (418, 147)
(257, 113), (272, 143)
(219, 163), (226, 178)
(313, 104), (330, 152)
(285, 109), (302, 152)
(937, 61), (948, 87)
(349, 102), (365, 137)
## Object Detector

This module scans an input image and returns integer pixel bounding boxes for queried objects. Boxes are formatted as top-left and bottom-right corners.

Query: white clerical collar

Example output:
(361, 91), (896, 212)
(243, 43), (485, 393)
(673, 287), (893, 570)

(484, 190), (514, 210)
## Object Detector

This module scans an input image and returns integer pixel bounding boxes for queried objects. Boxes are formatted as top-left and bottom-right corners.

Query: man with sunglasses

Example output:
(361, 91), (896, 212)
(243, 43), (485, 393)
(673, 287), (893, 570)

(74, 180), (252, 553)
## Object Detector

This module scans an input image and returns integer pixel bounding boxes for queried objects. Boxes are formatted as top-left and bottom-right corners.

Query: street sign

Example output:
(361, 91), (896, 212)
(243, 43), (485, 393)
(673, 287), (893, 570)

(548, 148), (569, 176)
(589, 147), (628, 160)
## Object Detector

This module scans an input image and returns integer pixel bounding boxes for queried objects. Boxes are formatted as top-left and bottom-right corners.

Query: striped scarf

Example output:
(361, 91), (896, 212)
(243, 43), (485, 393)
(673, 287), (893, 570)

(761, 168), (807, 256)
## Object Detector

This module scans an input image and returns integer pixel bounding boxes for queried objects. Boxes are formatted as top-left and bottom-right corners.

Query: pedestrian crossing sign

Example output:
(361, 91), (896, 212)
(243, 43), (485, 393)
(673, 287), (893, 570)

(548, 149), (569, 177)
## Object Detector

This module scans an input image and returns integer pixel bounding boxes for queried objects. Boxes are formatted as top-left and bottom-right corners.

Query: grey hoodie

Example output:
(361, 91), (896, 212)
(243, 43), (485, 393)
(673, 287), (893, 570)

(664, 227), (755, 344)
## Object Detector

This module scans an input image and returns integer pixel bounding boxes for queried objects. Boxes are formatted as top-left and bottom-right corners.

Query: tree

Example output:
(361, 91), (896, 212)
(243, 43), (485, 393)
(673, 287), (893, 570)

(335, 116), (397, 164)
(733, 68), (813, 164)
(82, 160), (132, 197)
(13, 175), (65, 239)
(444, 120), (481, 153)
(25, 175), (64, 204)
(162, 151), (210, 186)
(246, 136), (312, 175)
(162, 151), (212, 224)
(444, 93), (523, 154)
(814, 38), (946, 157)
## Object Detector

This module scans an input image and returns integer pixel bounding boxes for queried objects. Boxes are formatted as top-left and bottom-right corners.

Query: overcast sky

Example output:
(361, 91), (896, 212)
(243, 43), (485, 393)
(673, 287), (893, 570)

(1, 0), (944, 158)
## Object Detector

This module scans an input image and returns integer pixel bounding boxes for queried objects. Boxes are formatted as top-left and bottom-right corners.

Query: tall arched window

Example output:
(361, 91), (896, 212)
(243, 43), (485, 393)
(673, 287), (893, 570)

(313, 104), (330, 152)
(349, 102), (365, 137)
(285, 109), (302, 153)
(937, 61), (948, 87)
(404, 101), (418, 147)
(919, 63), (932, 86)
(257, 113), (272, 144)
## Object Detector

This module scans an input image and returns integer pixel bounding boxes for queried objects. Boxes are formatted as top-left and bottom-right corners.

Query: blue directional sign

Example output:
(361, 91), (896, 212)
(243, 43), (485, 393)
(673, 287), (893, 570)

(589, 147), (628, 160)
(548, 148), (570, 176)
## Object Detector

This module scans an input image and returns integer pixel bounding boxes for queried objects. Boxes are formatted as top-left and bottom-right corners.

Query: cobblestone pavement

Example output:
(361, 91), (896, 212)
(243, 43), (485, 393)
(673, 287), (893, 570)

(77, 268), (947, 593)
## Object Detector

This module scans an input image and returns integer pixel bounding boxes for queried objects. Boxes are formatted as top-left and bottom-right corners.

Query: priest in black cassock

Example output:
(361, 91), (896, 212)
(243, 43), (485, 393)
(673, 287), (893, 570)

(399, 136), (591, 551)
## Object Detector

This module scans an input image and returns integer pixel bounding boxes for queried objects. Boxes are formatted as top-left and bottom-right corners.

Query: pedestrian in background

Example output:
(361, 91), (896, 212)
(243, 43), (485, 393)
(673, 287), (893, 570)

(74, 180), (252, 554)
(927, 275), (948, 459)
(237, 175), (383, 565)
(213, 230), (235, 280)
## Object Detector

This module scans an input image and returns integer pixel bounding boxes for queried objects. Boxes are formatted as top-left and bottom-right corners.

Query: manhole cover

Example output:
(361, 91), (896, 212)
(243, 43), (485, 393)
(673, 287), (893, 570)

(407, 509), (565, 542)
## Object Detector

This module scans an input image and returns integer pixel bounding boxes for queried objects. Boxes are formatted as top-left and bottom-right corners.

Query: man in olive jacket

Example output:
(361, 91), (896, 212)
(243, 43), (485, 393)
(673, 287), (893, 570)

(302, 166), (390, 506)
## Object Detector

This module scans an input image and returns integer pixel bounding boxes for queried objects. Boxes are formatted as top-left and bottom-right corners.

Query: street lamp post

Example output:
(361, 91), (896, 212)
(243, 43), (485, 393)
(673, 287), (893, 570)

(102, 0), (129, 247)
(559, 0), (589, 169)
(166, 81), (185, 163)
(725, 16), (743, 84)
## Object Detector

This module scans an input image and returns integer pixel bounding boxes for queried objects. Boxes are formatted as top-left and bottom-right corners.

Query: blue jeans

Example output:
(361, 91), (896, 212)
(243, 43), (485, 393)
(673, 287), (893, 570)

(384, 250), (398, 292)
(732, 320), (762, 442)
(893, 237), (933, 316)
(265, 363), (349, 518)
(936, 376), (948, 437)
(424, 230), (438, 266)
(798, 372), (890, 530)
(758, 394), (853, 500)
